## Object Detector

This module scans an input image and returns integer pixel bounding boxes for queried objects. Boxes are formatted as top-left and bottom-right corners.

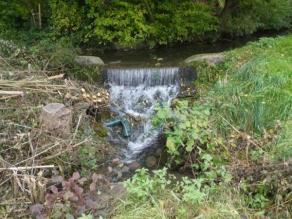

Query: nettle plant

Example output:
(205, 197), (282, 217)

(125, 167), (232, 206)
(124, 168), (171, 202)
(153, 101), (230, 182)
(153, 100), (223, 169)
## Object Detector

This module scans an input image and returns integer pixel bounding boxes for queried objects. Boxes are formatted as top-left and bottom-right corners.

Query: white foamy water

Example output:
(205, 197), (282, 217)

(107, 67), (179, 159)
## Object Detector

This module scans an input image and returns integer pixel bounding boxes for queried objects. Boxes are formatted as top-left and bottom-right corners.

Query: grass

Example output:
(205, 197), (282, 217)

(113, 171), (252, 219)
(272, 117), (292, 161)
(211, 35), (292, 135)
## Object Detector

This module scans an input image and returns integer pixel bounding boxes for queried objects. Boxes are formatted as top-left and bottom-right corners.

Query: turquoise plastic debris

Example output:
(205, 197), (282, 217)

(105, 118), (132, 137)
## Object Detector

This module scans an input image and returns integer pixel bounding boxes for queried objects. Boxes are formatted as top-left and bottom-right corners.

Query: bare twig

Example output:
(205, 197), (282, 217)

(71, 114), (82, 144)
(0, 165), (55, 171)
(0, 91), (24, 96)
(13, 142), (60, 167)
(43, 138), (89, 161)
(48, 74), (64, 80)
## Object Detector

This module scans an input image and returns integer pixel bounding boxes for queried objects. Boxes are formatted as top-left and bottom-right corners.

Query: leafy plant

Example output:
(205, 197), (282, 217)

(153, 101), (212, 155)
(78, 145), (99, 176)
(28, 36), (77, 70)
(153, 100), (225, 171)
(118, 167), (234, 219)
(240, 181), (270, 210)
(29, 172), (109, 218)
(124, 168), (170, 201)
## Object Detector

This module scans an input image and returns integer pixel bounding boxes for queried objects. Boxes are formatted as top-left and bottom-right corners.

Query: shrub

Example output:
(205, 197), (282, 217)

(220, 0), (292, 36)
(152, 101), (226, 169)
(49, 0), (85, 34)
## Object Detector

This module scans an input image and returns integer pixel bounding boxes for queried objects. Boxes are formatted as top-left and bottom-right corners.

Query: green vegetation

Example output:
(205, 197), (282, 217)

(1, 1), (292, 218)
(114, 168), (236, 219)
(211, 36), (292, 135)
(114, 35), (292, 218)
(1, 0), (291, 48)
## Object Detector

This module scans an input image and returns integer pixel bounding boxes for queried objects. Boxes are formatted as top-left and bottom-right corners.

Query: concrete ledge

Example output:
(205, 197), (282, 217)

(184, 52), (225, 65)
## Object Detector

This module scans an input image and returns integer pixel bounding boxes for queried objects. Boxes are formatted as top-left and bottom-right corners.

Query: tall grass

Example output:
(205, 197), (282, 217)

(212, 35), (292, 135)
(272, 117), (292, 161)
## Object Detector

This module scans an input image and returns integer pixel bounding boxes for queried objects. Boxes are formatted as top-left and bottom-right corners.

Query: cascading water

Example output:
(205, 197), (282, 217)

(106, 67), (180, 160)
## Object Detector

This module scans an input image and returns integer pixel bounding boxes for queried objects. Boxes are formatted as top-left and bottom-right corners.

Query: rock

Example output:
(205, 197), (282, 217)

(75, 55), (104, 66)
(107, 166), (113, 173)
(121, 166), (130, 174)
(112, 158), (121, 166)
(128, 161), (140, 171)
(155, 148), (163, 156)
(116, 170), (123, 179)
(40, 103), (72, 137)
(184, 52), (225, 65)
(145, 156), (157, 169)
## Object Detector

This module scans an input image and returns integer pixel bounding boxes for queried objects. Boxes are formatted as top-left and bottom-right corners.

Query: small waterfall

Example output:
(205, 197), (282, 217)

(106, 67), (180, 159)
(107, 67), (179, 86)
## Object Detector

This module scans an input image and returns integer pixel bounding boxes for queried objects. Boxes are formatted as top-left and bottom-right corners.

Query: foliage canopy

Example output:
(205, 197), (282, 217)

(0, 0), (291, 47)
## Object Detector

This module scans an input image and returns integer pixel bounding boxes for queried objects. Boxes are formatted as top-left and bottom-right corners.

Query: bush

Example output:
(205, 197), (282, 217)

(152, 100), (227, 170)
(49, 0), (85, 35)
(220, 0), (292, 36)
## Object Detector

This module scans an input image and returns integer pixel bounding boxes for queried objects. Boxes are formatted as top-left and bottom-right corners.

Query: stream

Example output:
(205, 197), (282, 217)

(106, 67), (180, 161)
(94, 31), (284, 161)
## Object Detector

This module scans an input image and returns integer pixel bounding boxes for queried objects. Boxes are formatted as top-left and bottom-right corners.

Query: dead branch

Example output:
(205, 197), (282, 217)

(0, 165), (55, 171)
(0, 91), (24, 96)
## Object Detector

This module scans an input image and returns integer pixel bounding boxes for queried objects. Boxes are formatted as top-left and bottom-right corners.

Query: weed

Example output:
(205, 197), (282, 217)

(115, 168), (242, 219)
(78, 145), (98, 176)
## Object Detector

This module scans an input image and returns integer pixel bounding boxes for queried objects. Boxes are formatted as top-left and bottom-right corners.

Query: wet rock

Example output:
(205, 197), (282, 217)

(40, 103), (72, 137)
(116, 170), (123, 179)
(184, 52), (225, 65)
(179, 66), (197, 83)
(155, 148), (163, 156)
(121, 166), (130, 174)
(128, 161), (140, 171)
(145, 156), (157, 169)
(75, 55), (104, 66)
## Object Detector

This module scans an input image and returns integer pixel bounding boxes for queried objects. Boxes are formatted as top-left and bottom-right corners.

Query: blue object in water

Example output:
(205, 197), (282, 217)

(105, 118), (132, 137)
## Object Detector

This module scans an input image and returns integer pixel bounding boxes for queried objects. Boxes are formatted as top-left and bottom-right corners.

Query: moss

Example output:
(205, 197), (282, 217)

(93, 122), (108, 137)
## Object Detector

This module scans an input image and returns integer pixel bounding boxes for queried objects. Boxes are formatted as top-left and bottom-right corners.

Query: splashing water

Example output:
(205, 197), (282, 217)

(107, 67), (180, 159)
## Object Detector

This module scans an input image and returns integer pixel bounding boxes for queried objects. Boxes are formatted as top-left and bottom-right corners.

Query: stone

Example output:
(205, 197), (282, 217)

(184, 52), (225, 65)
(121, 166), (130, 174)
(107, 166), (113, 173)
(155, 148), (163, 156)
(128, 161), (140, 171)
(75, 55), (104, 66)
(112, 158), (121, 166)
(145, 156), (157, 169)
(40, 103), (72, 137)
